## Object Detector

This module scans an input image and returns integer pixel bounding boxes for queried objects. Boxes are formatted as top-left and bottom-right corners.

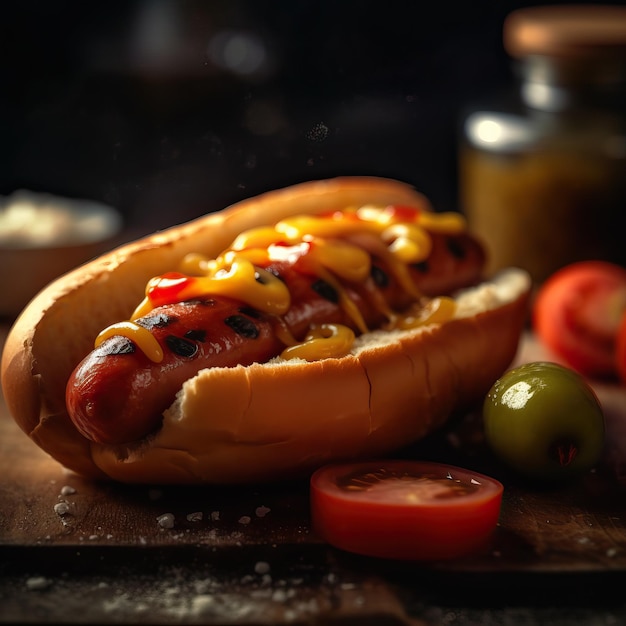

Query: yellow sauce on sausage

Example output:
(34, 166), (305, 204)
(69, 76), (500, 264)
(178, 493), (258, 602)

(97, 205), (465, 362)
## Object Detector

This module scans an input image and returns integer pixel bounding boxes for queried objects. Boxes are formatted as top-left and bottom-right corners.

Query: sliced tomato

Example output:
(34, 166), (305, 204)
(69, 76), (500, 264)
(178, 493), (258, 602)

(310, 460), (503, 561)
(533, 261), (626, 379)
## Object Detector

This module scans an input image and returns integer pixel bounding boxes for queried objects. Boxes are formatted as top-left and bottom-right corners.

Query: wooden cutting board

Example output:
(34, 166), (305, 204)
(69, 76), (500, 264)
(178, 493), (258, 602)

(1, 326), (626, 624)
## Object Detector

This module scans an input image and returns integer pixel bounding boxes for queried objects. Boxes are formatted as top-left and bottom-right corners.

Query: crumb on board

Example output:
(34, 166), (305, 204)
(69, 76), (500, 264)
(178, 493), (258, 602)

(156, 513), (175, 529)
(25, 576), (52, 591)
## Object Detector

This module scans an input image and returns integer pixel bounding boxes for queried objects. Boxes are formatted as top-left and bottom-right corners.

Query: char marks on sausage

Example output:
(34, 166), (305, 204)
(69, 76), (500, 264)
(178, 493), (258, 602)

(66, 231), (485, 445)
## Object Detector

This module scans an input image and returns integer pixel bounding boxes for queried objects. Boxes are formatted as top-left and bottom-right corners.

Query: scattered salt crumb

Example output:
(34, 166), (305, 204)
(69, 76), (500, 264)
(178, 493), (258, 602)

(193, 580), (211, 594)
(254, 561), (271, 575)
(607, 547), (618, 558)
(157, 513), (175, 529)
(210, 511), (220, 521)
(54, 502), (70, 516)
(89, 535), (99, 540)
(191, 595), (215, 612)
(164, 586), (180, 596)
(272, 589), (288, 602)
(25, 576), (51, 591)
(60, 485), (76, 496)
(255, 506), (271, 518)
(238, 516), (251, 525)
(139, 536), (148, 545)
(187, 512), (203, 522)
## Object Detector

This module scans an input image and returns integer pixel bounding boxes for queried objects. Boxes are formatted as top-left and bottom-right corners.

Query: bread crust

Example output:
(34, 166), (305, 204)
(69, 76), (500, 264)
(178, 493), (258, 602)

(1, 177), (530, 483)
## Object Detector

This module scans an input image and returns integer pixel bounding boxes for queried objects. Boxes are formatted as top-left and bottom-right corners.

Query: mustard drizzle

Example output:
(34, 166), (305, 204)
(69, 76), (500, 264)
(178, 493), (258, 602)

(95, 205), (465, 362)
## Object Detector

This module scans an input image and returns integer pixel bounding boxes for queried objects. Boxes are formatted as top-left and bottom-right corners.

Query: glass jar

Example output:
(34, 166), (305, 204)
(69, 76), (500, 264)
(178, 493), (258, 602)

(459, 5), (626, 285)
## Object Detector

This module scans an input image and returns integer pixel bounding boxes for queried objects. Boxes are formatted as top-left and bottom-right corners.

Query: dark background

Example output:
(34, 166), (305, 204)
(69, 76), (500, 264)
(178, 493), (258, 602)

(2, 0), (621, 237)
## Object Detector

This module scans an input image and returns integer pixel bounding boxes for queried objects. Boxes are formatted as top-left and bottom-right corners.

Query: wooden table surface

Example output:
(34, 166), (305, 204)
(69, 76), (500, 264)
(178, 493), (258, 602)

(2, 323), (626, 625)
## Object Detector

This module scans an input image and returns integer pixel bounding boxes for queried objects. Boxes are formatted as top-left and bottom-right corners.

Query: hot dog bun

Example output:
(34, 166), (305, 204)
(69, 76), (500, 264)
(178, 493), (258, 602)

(1, 177), (531, 483)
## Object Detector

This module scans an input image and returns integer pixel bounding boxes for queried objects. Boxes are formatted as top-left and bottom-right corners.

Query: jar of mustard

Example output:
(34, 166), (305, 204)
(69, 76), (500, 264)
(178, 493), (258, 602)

(459, 5), (626, 285)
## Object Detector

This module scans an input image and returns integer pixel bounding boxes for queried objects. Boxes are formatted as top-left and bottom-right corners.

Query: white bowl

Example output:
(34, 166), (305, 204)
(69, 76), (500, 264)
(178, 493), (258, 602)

(0, 191), (123, 318)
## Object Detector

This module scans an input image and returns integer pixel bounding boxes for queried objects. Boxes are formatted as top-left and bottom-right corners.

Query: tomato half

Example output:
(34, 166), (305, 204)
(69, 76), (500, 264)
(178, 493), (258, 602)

(533, 261), (626, 379)
(310, 460), (503, 561)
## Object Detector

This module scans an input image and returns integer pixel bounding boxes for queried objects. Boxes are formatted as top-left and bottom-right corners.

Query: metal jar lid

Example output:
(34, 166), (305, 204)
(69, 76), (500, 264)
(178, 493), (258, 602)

(504, 5), (626, 59)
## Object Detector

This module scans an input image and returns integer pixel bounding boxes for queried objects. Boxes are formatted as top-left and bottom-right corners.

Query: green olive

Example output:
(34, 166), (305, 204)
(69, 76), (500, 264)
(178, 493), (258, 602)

(483, 362), (605, 481)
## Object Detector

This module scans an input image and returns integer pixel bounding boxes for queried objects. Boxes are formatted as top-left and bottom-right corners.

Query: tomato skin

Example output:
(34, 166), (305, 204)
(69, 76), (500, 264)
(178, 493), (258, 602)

(310, 460), (503, 561)
(533, 261), (626, 379)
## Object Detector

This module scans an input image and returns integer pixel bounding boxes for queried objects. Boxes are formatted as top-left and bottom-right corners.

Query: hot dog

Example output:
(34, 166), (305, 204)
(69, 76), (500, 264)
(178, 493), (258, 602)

(1, 177), (531, 484)
(67, 229), (485, 446)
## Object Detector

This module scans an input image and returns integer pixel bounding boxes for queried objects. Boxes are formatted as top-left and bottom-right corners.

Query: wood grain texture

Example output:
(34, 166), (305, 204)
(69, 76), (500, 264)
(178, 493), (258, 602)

(2, 326), (626, 624)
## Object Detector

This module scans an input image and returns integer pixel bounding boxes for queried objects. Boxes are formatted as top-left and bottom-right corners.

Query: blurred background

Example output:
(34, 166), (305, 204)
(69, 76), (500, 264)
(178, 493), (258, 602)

(4, 0), (612, 237)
